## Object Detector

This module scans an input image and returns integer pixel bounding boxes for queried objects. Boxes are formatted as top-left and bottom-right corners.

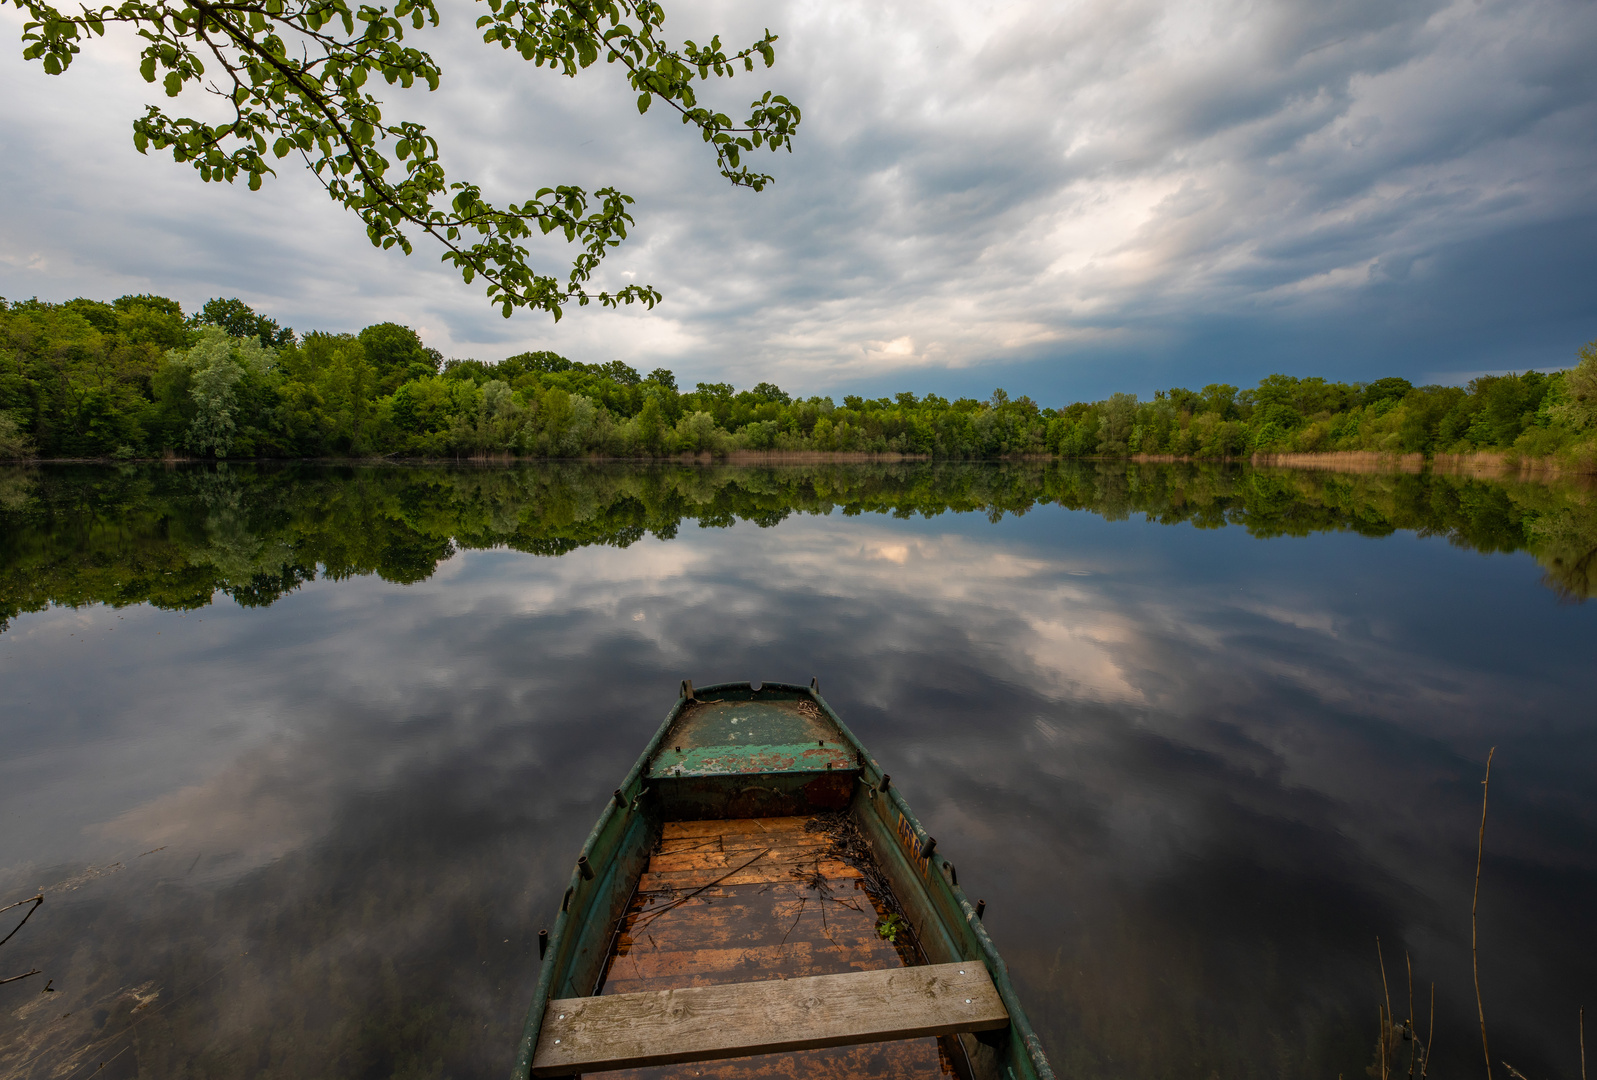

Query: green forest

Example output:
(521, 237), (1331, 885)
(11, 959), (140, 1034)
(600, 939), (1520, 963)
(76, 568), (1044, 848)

(3, 460), (1593, 627)
(2, 293), (1595, 466)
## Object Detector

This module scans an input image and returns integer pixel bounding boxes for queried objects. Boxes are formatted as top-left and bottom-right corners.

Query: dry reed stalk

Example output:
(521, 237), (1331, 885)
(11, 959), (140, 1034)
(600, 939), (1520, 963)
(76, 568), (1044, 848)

(1473, 747), (1497, 1080)
(0, 893), (43, 949)
(1426, 983), (1436, 1078)
(1407, 952), (1417, 1079)
(1378, 938), (1395, 1080)
(1378, 1008), (1390, 1080)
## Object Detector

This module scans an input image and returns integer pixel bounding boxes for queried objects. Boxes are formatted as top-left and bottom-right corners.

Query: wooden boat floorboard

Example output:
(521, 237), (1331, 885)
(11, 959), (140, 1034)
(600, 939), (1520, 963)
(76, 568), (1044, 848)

(589, 816), (961, 1080)
(654, 831), (829, 854)
(645, 847), (832, 873)
(638, 860), (861, 892)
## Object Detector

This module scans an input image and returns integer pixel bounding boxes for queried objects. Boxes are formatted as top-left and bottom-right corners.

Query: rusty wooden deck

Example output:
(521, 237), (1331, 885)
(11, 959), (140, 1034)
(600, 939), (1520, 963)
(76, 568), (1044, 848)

(588, 816), (964, 1079)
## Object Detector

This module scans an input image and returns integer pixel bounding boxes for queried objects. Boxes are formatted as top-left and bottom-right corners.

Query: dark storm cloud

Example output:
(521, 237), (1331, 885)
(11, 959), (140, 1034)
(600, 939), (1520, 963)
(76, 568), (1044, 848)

(2, 0), (1594, 393)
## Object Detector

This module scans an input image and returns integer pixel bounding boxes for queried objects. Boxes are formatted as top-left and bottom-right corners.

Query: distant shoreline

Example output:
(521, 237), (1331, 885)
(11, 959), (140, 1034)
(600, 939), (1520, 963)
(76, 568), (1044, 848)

(3, 448), (1593, 476)
(1151, 449), (1594, 477)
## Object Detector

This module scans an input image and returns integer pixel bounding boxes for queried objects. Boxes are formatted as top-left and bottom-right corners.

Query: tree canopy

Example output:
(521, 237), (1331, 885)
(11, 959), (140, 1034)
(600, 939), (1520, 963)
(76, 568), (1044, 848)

(7, 0), (801, 319)
(3, 293), (1595, 469)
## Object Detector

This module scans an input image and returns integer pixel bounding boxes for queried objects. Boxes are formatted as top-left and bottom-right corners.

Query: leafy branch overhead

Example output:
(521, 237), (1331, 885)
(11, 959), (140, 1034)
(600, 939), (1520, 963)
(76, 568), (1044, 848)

(7, 0), (801, 319)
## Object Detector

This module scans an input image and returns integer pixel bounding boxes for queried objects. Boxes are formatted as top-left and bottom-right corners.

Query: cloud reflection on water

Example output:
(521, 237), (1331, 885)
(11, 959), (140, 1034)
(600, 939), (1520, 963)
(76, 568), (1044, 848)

(1, 500), (1594, 1079)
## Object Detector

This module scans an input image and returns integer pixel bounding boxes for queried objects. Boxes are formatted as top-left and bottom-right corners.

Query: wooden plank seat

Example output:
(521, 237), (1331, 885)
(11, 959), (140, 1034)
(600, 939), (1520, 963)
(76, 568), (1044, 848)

(529, 962), (1008, 1077)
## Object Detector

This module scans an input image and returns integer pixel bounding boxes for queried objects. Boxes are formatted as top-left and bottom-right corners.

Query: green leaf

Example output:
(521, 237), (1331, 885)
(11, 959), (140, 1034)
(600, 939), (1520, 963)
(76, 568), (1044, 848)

(44, 0), (799, 324)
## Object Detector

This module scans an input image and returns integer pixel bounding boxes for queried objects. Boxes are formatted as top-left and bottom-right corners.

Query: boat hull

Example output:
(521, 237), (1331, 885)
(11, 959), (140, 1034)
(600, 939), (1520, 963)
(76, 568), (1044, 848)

(511, 681), (1054, 1080)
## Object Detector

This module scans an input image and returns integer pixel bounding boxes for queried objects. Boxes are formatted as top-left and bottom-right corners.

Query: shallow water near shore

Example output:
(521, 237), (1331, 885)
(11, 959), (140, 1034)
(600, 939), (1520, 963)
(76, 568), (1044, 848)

(1, 461), (1594, 1080)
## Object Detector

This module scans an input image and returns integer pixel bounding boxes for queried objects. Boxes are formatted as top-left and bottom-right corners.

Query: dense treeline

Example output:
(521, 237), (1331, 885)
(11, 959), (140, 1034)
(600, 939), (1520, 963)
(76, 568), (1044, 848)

(3, 294), (1595, 465)
(2, 461), (1592, 631)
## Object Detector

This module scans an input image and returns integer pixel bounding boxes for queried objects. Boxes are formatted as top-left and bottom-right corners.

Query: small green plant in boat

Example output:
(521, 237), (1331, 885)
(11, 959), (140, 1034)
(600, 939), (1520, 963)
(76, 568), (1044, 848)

(877, 913), (907, 943)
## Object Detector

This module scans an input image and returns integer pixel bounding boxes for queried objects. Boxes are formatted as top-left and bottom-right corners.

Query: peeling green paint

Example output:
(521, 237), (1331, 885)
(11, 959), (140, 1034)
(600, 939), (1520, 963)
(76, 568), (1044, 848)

(648, 742), (852, 777)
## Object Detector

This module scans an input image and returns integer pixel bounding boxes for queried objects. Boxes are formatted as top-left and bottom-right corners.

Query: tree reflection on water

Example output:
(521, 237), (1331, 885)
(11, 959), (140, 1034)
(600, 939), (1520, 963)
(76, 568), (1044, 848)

(2, 461), (1592, 631)
(0, 462), (1593, 1080)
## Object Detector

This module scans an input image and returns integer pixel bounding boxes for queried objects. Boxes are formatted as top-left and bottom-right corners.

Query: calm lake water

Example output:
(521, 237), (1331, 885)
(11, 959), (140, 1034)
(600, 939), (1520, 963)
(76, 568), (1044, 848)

(1, 462), (1594, 1080)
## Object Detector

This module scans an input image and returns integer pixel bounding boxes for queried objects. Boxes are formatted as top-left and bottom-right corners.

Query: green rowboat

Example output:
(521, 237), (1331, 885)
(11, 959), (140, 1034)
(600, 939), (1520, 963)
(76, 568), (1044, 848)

(511, 680), (1055, 1080)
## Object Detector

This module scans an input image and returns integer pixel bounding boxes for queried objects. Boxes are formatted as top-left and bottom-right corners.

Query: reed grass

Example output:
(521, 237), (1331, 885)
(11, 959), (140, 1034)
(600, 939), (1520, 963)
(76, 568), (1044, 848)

(1474, 747), (1496, 1080)
(1369, 748), (1586, 1080)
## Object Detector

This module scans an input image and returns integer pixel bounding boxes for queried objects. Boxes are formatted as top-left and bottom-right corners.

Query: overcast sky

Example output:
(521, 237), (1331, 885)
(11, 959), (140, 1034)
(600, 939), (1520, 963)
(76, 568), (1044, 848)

(3, 0), (1595, 401)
